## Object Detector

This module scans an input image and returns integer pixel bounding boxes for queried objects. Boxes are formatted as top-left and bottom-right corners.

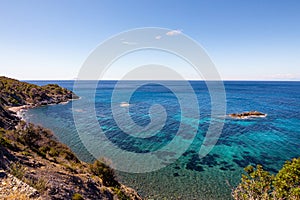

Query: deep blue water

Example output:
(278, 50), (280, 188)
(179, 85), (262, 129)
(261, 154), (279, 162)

(24, 80), (300, 199)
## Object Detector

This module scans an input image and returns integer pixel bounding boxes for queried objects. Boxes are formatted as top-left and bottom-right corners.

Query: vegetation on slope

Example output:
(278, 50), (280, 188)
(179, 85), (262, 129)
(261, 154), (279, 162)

(0, 123), (140, 199)
(232, 158), (300, 200)
(0, 76), (78, 107)
(0, 76), (141, 199)
(0, 102), (19, 129)
(0, 76), (78, 130)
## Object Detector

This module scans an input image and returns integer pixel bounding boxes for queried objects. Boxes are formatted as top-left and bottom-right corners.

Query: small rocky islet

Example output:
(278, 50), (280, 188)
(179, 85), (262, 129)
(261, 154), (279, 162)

(228, 111), (267, 119)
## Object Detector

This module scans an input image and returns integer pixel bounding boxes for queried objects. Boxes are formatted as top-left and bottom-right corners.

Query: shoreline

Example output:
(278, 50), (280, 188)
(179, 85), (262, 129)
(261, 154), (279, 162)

(8, 105), (32, 120)
(0, 77), (144, 199)
(7, 99), (76, 121)
(8, 105), (32, 113)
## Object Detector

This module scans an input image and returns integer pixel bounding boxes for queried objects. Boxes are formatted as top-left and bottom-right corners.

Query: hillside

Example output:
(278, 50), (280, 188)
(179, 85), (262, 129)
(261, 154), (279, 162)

(0, 76), (79, 130)
(0, 76), (78, 107)
(0, 103), (19, 130)
(0, 76), (141, 200)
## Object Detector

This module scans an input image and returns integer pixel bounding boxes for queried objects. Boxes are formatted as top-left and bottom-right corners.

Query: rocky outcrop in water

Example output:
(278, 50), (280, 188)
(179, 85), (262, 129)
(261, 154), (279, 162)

(229, 111), (267, 119)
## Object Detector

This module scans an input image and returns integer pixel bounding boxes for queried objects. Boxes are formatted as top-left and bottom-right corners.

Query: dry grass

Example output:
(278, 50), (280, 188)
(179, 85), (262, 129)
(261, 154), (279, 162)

(3, 191), (30, 200)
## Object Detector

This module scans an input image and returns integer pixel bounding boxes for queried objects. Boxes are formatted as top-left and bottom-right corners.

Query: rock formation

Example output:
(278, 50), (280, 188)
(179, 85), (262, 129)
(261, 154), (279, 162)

(229, 111), (267, 119)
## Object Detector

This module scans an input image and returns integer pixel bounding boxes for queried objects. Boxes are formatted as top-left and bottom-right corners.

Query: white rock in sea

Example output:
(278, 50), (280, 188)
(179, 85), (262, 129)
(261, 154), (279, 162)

(120, 102), (130, 107)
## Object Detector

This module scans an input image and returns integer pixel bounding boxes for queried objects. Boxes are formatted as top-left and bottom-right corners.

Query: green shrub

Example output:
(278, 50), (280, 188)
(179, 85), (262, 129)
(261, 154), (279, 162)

(19, 124), (41, 147)
(21, 151), (31, 157)
(27, 176), (47, 192)
(39, 146), (50, 154)
(233, 157), (300, 200)
(0, 134), (14, 149)
(112, 187), (130, 200)
(232, 165), (273, 200)
(36, 148), (47, 158)
(72, 193), (84, 200)
(9, 162), (47, 193)
(89, 159), (119, 187)
(273, 158), (300, 199)
(9, 162), (25, 180)
(49, 147), (59, 157)
(60, 149), (80, 163)
(62, 163), (77, 173)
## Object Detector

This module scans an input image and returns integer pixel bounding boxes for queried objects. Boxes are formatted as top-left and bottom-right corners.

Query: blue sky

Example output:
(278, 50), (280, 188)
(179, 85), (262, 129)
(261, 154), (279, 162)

(0, 0), (299, 80)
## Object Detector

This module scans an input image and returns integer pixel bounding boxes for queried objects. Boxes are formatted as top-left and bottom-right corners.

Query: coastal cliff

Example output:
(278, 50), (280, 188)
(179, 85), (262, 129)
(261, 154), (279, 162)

(0, 76), (141, 200)
(0, 76), (79, 107)
(0, 76), (79, 129)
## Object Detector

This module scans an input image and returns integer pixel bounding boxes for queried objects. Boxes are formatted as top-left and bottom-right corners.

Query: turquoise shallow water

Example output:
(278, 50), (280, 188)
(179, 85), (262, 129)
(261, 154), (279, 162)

(24, 81), (300, 199)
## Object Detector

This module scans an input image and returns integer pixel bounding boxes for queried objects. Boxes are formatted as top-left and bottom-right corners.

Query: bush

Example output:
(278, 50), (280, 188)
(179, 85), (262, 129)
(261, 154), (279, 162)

(19, 124), (41, 147)
(9, 162), (25, 180)
(273, 158), (300, 199)
(39, 146), (50, 154)
(233, 157), (300, 200)
(89, 159), (119, 187)
(60, 149), (80, 163)
(9, 162), (47, 193)
(0, 133), (14, 149)
(0, 129), (19, 151)
(112, 187), (130, 200)
(27, 176), (47, 192)
(49, 147), (59, 157)
(62, 163), (77, 173)
(72, 193), (84, 200)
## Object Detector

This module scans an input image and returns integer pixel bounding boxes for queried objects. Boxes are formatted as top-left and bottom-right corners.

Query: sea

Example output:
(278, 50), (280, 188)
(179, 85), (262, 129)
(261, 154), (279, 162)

(23, 80), (300, 200)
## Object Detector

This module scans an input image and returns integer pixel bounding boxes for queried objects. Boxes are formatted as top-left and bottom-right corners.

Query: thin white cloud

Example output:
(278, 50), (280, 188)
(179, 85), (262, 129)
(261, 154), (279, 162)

(266, 73), (300, 80)
(121, 41), (138, 45)
(166, 29), (182, 36)
(155, 35), (162, 40)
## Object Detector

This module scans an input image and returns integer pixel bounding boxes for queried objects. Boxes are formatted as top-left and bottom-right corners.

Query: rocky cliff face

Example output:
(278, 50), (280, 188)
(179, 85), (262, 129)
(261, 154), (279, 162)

(0, 102), (19, 129)
(0, 76), (79, 130)
(0, 123), (141, 200)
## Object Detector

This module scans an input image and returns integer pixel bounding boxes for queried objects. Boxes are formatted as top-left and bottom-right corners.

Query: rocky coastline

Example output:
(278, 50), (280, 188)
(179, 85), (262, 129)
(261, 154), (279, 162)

(0, 76), (141, 200)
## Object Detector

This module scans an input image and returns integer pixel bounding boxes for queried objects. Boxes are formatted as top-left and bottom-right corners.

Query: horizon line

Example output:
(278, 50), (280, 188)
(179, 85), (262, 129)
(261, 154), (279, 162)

(21, 79), (300, 82)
